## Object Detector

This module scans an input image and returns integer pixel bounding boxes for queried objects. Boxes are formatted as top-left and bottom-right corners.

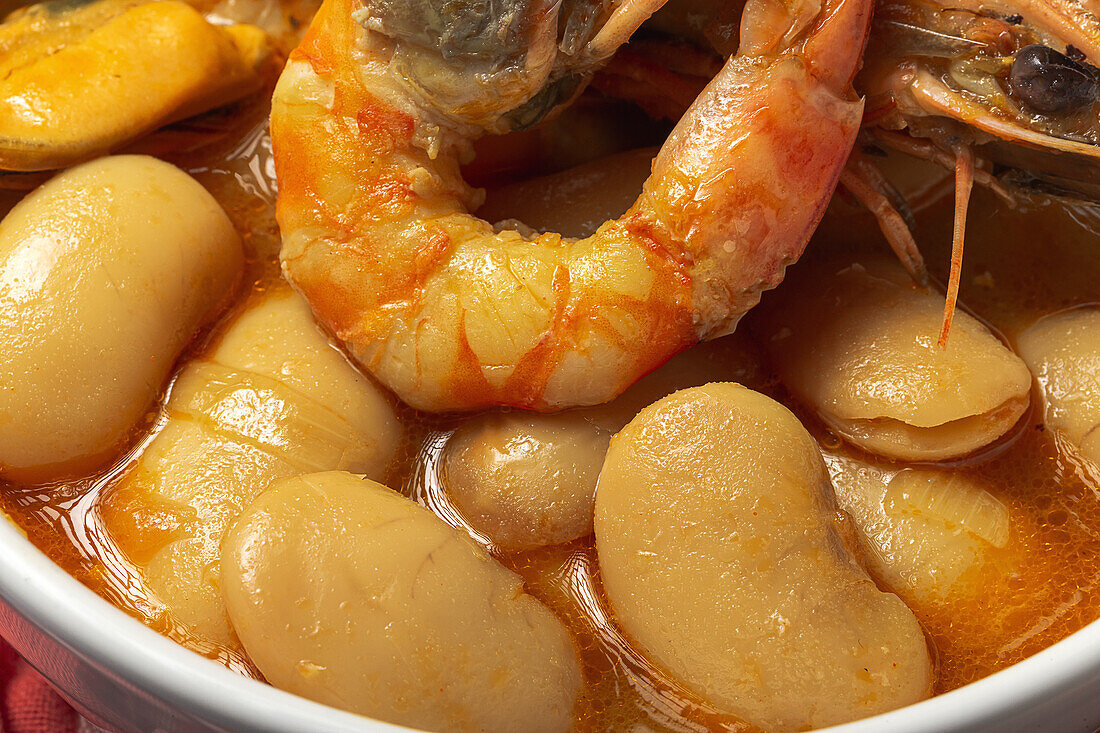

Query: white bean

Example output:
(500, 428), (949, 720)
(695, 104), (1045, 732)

(595, 383), (932, 730)
(444, 411), (610, 551)
(0, 155), (242, 480)
(1018, 308), (1100, 464)
(102, 287), (400, 652)
(757, 256), (1031, 460)
(478, 148), (655, 239)
(221, 470), (583, 733)
(826, 455), (1011, 605)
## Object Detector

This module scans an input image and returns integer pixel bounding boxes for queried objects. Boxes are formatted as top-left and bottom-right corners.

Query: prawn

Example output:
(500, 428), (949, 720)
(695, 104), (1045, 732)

(271, 0), (872, 411)
(600, 0), (1100, 347)
(855, 0), (1100, 344)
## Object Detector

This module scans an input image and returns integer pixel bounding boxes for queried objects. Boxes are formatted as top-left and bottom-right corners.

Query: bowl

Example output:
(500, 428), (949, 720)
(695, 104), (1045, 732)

(0, 515), (1097, 733)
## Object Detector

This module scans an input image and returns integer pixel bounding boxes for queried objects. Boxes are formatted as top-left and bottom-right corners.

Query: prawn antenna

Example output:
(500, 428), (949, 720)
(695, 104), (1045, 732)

(939, 144), (974, 349)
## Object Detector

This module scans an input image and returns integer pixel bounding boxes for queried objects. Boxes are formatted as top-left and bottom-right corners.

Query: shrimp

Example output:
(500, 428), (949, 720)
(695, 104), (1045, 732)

(861, 0), (1100, 194)
(855, 0), (1100, 342)
(590, 0), (1100, 346)
(271, 0), (872, 411)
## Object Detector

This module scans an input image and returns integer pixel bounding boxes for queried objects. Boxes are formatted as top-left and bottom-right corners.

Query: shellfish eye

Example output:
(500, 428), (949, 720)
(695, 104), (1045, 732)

(1009, 44), (1100, 115)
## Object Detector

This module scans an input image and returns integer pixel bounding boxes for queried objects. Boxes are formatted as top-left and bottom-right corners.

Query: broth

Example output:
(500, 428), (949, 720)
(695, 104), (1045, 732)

(2, 74), (1100, 733)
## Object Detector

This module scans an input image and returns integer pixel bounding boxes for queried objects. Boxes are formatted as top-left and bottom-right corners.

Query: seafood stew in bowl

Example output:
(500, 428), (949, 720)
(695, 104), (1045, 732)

(3, 0), (1100, 729)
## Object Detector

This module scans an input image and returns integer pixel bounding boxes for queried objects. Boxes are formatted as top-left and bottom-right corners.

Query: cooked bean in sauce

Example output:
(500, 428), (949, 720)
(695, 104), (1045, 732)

(4, 0), (1100, 730)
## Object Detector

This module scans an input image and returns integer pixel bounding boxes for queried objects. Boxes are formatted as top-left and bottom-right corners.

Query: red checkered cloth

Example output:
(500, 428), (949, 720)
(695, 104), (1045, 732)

(0, 640), (77, 733)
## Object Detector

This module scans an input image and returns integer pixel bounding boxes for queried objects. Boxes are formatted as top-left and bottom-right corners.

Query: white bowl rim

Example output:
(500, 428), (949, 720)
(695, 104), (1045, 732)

(1, 515), (1097, 733)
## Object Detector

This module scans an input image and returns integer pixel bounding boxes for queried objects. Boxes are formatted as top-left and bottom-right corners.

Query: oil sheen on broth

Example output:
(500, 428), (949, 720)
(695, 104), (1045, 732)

(2, 71), (1100, 733)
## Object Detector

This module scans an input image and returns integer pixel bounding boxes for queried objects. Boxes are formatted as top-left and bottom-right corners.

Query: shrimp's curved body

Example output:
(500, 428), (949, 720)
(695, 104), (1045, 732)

(272, 0), (872, 411)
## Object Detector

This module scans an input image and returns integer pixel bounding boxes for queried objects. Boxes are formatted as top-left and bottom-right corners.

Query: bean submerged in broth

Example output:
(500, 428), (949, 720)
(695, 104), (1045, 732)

(595, 383), (933, 730)
(825, 458), (1013, 605)
(0, 155), (243, 481)
(101, 287), (400, 656)
(443, 411), (610, 551)
(222, 470), (583, 733)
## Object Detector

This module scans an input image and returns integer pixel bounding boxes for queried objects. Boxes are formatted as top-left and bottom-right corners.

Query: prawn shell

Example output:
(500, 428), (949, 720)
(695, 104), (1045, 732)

(272, 0), (868, 411)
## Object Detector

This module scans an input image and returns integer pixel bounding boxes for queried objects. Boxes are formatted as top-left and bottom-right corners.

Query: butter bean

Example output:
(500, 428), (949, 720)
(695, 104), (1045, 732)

(444, 411), (610, 551)
(222, 470), (582, 733)
(0, 155), (242, 480)
(595, 383), (932, 730)
(1018, 308), (1100, 464)
(826, 456), (1011, 605)
(757, 256), (1031, 461)
(102, 287), (400, 653)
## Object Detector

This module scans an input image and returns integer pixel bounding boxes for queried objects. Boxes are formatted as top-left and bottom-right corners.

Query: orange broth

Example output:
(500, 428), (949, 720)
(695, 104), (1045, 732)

(1, 49), (1100, 733)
